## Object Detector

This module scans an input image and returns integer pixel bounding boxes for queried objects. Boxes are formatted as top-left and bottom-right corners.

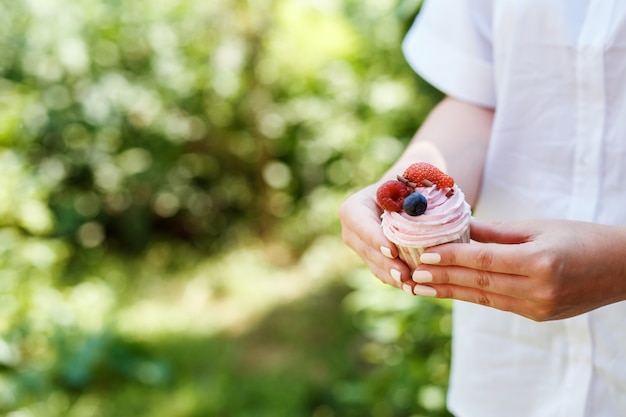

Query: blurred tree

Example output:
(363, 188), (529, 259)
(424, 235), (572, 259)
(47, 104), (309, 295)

(0, 0), (453, 415)
(2, 0), (438, 254)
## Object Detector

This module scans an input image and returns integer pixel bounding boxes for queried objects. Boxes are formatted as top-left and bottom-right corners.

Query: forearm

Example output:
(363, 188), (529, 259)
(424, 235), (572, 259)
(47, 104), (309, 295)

(381, 96), (494, 206)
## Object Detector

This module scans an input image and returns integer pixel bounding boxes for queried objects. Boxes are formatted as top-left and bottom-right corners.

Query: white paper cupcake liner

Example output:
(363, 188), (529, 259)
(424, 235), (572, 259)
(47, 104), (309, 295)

(394, 225), (470, 270)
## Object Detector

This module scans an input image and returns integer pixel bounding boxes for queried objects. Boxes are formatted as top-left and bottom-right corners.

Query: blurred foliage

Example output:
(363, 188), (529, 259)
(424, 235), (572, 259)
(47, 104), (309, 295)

(0, 0), (450, 415)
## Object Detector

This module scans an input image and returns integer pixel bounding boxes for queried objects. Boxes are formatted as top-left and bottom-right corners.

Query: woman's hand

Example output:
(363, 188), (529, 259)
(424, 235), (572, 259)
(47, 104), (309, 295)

(339, 184), (417, 295)
(411, 218), (626, 321)
(339, 96), (493, 296)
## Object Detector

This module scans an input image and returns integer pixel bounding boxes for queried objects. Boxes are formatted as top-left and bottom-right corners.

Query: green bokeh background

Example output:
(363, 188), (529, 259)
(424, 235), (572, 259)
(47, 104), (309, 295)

(0, 0), (451, 416)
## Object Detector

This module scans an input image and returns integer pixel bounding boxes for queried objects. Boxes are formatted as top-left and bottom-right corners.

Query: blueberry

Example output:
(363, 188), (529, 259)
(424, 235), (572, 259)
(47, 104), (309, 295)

(402, 192), (427, 216)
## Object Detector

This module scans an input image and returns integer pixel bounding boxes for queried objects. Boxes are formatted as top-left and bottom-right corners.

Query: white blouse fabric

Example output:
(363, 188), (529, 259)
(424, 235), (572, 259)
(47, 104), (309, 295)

(403, 1), (626, 416)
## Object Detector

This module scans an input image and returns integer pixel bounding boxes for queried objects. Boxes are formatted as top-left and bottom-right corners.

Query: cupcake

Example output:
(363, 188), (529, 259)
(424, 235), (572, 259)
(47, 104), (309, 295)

(376, 162), (471, 269)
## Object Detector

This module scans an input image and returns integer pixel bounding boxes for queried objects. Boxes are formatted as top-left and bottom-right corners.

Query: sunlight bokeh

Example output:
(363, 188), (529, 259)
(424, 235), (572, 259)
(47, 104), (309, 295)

(0, 0), (454, 416)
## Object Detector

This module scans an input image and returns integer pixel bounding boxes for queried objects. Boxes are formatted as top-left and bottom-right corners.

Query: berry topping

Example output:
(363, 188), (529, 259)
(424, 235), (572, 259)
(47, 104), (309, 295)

(376, 180), (412, 212)
(402, 162), (454, 190)
(403, 192), (428, 216)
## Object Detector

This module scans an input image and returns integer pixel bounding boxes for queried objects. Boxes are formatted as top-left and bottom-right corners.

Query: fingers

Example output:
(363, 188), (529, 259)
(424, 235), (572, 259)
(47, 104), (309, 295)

(419, 238), (538, 276)
(417, 218), (538, 276)
(344, 195), (382, 229)
(339, 185), (394, 252)
(410, 220), (554, 318)
(413, 265), (532, 300)
(423, 283), (541, 320)
(410, 258), (544, 319)
(409, 220), (537, 305)
(339, 189), (394, 264)
(469, 218), (535, 244)
(347, 233), (411, 288)
(420, 278), (574, 322)
(403, 219), (626, 321)
(339, 186), (413, 291)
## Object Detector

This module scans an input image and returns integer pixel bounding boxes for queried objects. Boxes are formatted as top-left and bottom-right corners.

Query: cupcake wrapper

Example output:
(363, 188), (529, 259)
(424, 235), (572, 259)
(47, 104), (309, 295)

(395, 226), (470, 270)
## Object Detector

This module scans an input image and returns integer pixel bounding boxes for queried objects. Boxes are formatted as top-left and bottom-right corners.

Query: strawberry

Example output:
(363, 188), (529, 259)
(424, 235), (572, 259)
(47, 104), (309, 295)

(402, 162), (454, 189)
(376, 180), (412, 212)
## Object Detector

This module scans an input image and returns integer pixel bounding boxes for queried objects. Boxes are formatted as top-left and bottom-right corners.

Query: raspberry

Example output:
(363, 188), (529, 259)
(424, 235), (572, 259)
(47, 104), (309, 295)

(402, 162), (454, 189)
(376, 180), (411, 212)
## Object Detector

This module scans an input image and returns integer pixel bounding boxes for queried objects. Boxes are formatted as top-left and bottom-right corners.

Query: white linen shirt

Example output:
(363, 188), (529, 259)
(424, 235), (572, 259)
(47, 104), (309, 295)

(403, 1), (626, 416)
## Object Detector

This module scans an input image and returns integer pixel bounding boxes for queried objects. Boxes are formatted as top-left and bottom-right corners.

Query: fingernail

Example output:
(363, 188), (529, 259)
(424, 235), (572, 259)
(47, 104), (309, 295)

(412, 270), (433, 283)
(380, 246), (393, 259)
(390, 268), (402, 283)
(413, 285), (437, 297)
(402, 283), (414, 295)
(420, 253), (441, 264)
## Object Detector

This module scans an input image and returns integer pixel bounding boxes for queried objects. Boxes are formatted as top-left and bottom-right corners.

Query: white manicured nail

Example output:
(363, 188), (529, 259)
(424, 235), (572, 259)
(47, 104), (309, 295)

(390, 268), (402, 283)
(402, 283), (414, 295)
(412, 270), (433, 283)
(380, 246), (393, 259)
(413, 285), (437, 297)
(420, 253), (441, 264)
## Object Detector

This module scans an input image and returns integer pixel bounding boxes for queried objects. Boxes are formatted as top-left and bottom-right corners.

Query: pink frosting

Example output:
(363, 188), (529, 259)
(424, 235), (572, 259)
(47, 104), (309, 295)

(381, 185), (470, 248)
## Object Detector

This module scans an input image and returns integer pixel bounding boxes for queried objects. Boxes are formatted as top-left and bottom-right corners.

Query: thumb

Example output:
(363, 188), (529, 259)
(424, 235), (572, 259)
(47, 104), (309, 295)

(470, 218), (534, 244)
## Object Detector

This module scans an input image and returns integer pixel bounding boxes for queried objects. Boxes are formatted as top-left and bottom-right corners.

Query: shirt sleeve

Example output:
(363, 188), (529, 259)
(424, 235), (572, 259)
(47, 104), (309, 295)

(402, 0), (496, 108)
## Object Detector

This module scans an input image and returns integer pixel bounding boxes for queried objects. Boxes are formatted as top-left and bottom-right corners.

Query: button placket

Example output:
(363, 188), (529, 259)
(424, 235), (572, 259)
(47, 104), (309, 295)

(568, 8), (610, 223)
(562, 4), (614, 416)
